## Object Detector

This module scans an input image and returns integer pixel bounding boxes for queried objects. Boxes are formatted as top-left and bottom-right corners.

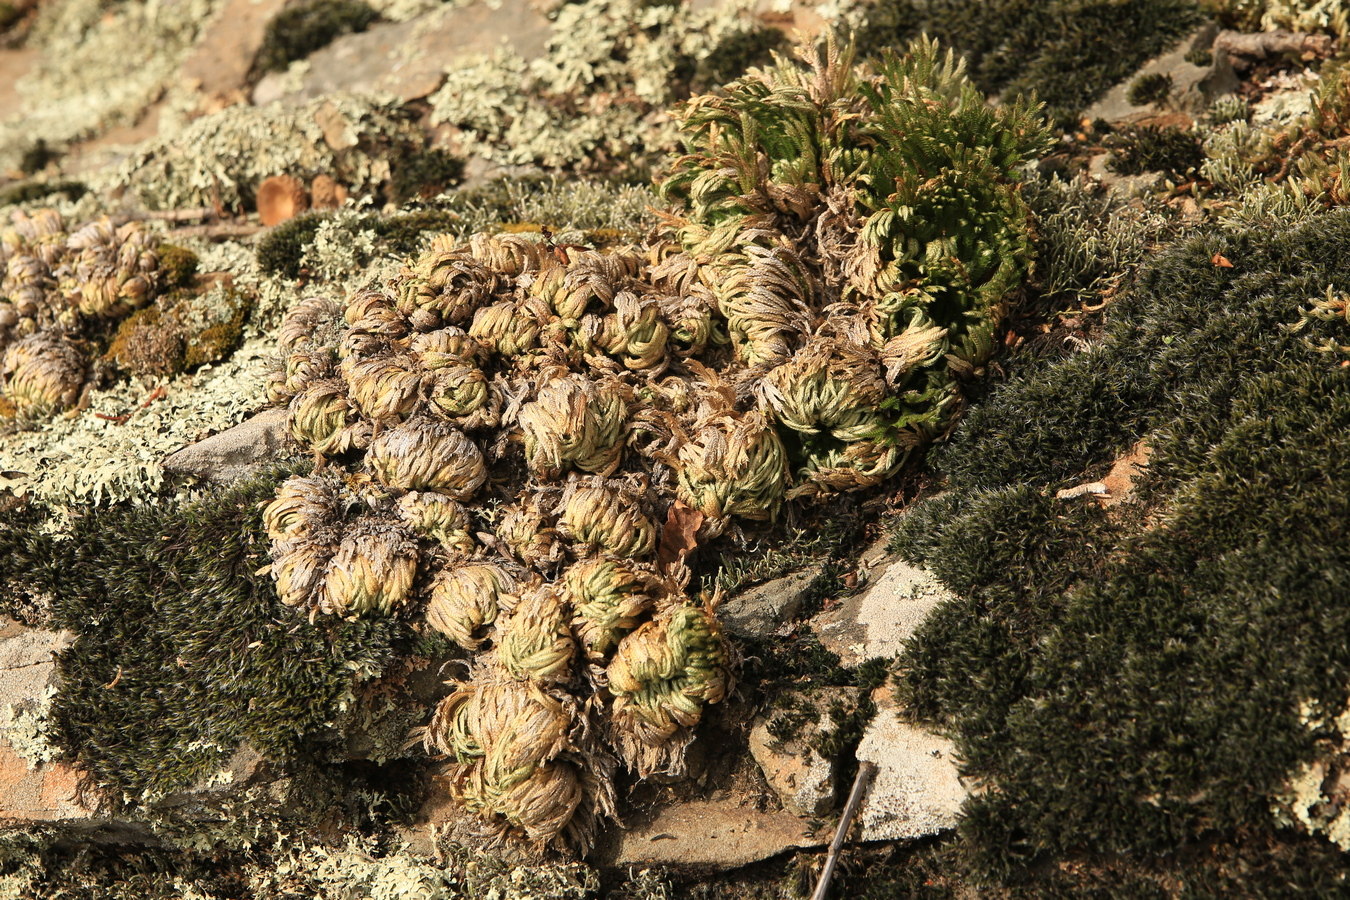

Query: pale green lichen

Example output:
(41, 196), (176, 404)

(0, 683), (60, 766)
(245, 837), (599, 900)
(0, 0), (221, 171)
(0, 335), (271, 506)
(1203, 0), (1350, 37)
(103, 94), (423, 211)
(427, 0), (776, 172)
(1272, 698), (1350, 851)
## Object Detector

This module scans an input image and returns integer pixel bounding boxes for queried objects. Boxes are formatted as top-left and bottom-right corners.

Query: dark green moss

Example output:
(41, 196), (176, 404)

(1107, 124), (1203, 177)
(155, 244), (199, 292)
(255, 0), (378, 74)
(0, 471), (411, 804)
(255, 211), (328, 279)
(17, 139), (58, 176)
(1126, 72), (1173, 106)
(856, 0), (1202, 128)
(0, 179), (86, 206)
(369, 209), (461, 256)
(891, 209), (1350, 888)
(389, 148), (464, 204)
(1184, 45), (1213, 67)
(0, 2), (21, 33)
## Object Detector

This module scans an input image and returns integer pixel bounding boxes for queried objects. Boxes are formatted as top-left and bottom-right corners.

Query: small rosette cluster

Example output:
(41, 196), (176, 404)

(265, 232), (737, 848)
(658, 37), (1050, 493)
(260, 35), (1047, 852)
(0, 210), (166, 420)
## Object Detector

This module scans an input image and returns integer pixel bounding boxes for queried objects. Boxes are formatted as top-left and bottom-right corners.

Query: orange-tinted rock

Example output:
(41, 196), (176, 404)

(310, 174), (349, 210)
(257, 174), (310, 227)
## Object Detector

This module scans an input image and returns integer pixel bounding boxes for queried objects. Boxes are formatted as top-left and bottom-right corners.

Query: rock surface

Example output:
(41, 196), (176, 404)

(179, 0), (293, 111)
(161, 407), (292, 482)
(854, 686), (968, 842)
(811, 553), (955, 667)
(748, 687), (849, 817)
(0, 49), (38, 136)
(719, 565), (821, 637)
(252, 0), (553, 106)
(0, 621), (92, 826)
(1084, 25), (1238, 123)
(596, 797), (823, 868)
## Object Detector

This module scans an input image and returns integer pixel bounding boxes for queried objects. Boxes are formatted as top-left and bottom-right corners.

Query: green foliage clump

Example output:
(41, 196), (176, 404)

(660, 38), (1050, 464)
(893, 209), (1350, 888)
(1107, 124), (1204, 177)
(256, 0), (378, 74)
(1126, 72), (1173, 107)
(853, 0), (1202, 127)
(0, 472), (409, 803)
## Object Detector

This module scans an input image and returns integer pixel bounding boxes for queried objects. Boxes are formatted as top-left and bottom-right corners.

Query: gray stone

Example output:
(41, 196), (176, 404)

(748, 687), (850, 817)
(1084, 26), (1236, 124)
(719, 566), (821, 637)
(161, 407), (292, 482)
(854, 686), (968, 842)
(0, 623), (95, 827)
(252, 0), (552, 106)
(595, 797), (823, 868)
(178, 0), (295, 111)
(810, 556), (955, 668)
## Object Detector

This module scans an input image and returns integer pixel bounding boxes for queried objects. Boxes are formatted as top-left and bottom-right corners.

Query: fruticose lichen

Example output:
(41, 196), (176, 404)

(0, 0), (221, 172)
(0, 683), (61, 767)
(427, 0), (783, 173)
(104, 94), (425, 211)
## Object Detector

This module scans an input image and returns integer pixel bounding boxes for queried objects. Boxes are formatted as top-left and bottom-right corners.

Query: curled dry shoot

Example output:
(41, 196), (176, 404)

(260, 35), (1048, 851)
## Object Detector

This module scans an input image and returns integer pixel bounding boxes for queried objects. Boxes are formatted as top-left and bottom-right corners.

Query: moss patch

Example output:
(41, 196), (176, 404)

(0, 472), (412, 804)
(892, 209), (1350, 888)
(255, 0), (378, 75)
(854, 0), (1202, 128)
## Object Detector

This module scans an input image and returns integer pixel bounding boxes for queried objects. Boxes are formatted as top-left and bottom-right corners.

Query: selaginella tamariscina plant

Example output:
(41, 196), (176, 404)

(0, 209), (170, 421)
(260, 34), (1049, 852)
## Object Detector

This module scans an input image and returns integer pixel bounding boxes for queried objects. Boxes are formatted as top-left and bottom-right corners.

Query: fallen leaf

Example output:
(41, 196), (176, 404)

(1212, 253), (1234, 268)
(657, 499), (703, 571)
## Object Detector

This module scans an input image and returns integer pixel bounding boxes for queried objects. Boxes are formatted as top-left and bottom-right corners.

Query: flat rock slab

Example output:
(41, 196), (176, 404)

(811, 557), (955, 667)
(719, 565), (821, 638)
(598, 798), (824, 868)
(0, 48), (38, 144)
(252, 0), (553, 106)
(855, 687), (967, 842)
(1084, 26), (1236, 123)
(180, 0), (293, 108)
(748, 687), (850, 817)
(0, 625), (93, 825)
(162, 407), (291, 482)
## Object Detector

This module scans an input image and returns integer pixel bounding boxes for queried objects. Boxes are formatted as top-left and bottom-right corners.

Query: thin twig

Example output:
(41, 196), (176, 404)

(166, 222), (263, 242)
(811, 761), (877, 900)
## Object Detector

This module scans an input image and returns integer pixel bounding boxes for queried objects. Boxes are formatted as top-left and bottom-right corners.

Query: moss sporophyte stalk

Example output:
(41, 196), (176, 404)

(250, 35), (1049, 849)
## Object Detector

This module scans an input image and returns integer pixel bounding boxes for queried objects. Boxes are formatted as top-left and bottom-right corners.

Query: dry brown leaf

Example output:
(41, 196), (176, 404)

(657, 499), (703, 571)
